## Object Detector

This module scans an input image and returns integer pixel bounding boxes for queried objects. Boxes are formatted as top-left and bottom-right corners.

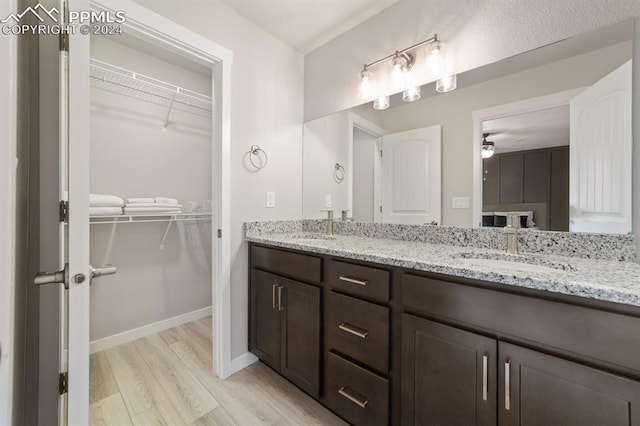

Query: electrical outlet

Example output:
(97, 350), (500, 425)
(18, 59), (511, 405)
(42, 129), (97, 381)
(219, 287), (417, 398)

(325, 195), (332, 208)
(452, 197), (470, 209)
(266, 192), (275, 208)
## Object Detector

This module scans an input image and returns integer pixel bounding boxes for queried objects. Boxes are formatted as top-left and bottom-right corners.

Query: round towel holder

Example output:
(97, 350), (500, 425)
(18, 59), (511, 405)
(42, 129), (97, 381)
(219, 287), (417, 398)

(249, 145), (268, 170)
(334, 163), (345, 182)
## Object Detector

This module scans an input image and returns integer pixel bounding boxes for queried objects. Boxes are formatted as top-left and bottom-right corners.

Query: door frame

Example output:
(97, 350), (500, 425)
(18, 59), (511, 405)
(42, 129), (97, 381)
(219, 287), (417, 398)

(90, 0), (234, 379)
(471, 88), (585, 228)
(0, 0), (18, 423)
(348, 112), (385, 222)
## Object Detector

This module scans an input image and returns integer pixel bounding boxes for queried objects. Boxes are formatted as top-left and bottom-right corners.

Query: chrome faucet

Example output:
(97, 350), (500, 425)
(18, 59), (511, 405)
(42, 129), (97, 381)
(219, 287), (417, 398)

(321, 210), (334, 236)
(504, 213), (520, 254)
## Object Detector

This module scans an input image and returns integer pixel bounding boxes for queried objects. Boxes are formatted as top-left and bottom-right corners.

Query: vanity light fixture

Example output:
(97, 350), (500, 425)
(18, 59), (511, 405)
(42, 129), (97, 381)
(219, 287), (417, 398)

(403, 86), (421, 102)
(436, 74), (457, 92)
(427, 37), (443, 72)
(373, 95), (390, 110)
(357, 34), (442, 105)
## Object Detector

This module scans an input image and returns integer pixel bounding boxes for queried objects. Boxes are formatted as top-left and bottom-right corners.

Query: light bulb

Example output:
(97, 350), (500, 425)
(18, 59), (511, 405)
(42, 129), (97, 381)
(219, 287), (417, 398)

(403, 86), (421, 102)
(391, 56), (406, 89)
(436, 74), (457, 93)
(373, 96), (390, 110)
(428, 40), (443, 72)
(482, 141), (495, 158)
(358, 69), (371, 99)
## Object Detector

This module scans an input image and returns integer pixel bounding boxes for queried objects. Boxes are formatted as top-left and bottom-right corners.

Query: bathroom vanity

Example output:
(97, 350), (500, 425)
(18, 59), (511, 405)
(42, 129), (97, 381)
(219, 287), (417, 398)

(247, 225), (640, 425)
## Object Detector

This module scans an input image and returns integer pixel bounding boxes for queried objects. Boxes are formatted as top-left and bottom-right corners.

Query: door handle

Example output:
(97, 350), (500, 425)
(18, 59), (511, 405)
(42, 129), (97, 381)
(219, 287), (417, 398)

(504, 359), (511, 411)
(272, 284), (278, 309)
(482, 354), (488, 401)
(277, 286), (284, 311)
(338, 276), (368, 286)
(34, 264), (69, 289)
(338, 386), (368, 408)
(338, 323), (369, 339)
(90, 265), (117, 279)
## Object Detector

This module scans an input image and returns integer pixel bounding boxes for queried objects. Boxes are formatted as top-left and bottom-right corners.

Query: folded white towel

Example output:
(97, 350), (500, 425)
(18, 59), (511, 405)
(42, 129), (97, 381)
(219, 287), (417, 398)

(124, 203), (183, 209)
(90, 194), (124, 207)
(154, 197), (179, 205)
(124, 207), (183, 215)
(90, 207), (123, 216)
(127, 197), (155, 204)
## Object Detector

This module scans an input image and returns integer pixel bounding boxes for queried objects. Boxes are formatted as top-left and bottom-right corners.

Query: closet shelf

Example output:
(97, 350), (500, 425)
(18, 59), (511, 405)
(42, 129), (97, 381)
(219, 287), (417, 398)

(88, 212), (212, 225)
(90, 58), (213, 118)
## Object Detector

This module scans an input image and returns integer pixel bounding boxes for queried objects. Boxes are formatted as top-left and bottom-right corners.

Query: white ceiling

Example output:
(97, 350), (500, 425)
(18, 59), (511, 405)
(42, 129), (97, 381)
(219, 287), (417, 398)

(216, 0), (399, 54)
(482, 105), (570, 153)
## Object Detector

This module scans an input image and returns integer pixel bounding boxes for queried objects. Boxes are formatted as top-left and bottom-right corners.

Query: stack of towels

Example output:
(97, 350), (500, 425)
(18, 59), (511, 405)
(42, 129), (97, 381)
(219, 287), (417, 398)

(124, 197), (183, 215)
(90, 194), (124, 216)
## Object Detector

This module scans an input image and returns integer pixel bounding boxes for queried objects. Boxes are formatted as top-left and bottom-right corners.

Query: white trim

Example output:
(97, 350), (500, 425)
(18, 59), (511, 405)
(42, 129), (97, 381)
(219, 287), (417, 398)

(0, 0), (18, 422)
(230, 352), (258, 375)
(471, 88), (586, 227)
(347, 112), (386, 222)
(88, 0), (234, 381)
(89, 307), (212, 353)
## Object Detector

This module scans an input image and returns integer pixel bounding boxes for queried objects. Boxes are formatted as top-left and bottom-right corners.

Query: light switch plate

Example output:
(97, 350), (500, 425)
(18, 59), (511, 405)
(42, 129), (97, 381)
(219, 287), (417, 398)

(452, 197), (470, 209)
(266, 191), (275, 208)
(325, 195), (332, 208)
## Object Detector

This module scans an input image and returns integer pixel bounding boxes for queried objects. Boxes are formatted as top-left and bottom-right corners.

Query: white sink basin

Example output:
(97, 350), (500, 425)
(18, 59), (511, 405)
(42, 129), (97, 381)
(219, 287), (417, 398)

(456, 258), (563, 273)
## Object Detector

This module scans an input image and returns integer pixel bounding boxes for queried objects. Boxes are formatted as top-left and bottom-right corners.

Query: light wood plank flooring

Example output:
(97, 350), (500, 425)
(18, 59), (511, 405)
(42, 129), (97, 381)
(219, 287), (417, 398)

(90, 317), (346, 425)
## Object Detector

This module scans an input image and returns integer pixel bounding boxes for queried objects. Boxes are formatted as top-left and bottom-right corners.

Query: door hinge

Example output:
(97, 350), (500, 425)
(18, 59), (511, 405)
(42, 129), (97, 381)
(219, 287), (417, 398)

(217, 229), (222, 238)
(59, 372), (68, 395)
(59, 200), (68, 222)
(59, 33), (69, 52)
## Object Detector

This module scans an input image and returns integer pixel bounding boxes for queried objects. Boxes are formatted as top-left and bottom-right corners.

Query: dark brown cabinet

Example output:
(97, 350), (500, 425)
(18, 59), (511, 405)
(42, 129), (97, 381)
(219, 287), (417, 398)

(499, 341), (640, 426)
(401, 314), (497, 426)
(250, 268), (321, 397)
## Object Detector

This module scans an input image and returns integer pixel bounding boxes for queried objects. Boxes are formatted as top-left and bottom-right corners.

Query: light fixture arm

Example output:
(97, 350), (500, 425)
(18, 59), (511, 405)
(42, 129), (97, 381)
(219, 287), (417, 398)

(360, 34), (438, 73)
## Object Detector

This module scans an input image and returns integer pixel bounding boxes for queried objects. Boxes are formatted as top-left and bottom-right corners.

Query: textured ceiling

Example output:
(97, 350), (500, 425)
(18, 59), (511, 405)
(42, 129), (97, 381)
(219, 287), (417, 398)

(215, 0), (399, 53)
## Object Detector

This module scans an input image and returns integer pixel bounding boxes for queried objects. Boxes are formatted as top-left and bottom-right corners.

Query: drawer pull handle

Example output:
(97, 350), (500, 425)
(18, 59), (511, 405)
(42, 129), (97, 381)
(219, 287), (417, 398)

(338, 386), (368, 408)
(504, 359), (511, 411)
(338, 323), (369, 339)
(482, 354), (488, 401)
(277, 285), (284, 311)
(338, 276), (368, 286)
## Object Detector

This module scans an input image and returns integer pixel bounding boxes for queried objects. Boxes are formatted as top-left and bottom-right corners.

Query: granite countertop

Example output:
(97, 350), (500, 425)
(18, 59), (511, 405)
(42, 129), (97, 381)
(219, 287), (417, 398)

(246, 232), (640, 308)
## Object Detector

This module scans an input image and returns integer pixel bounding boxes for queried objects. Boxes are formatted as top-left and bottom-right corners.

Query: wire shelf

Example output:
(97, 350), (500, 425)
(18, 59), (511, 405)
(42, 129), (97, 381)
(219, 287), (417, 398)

(90, 58), (213, 119)
(88, 212), (212, 225)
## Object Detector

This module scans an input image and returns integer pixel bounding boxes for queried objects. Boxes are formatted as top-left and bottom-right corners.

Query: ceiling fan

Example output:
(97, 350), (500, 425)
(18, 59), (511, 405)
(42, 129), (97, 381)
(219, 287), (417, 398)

(482, 133), (496, 159)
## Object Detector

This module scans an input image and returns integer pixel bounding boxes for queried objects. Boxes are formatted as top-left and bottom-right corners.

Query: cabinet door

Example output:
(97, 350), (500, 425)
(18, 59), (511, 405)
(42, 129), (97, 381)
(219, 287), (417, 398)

(281, 279), (321, 398)
(250, 269), (282, 370)
(523, 150), (550, 203)
(482, 156), (500, 205)
(401, 315), (497, 426)
(499, 342), (640, 426)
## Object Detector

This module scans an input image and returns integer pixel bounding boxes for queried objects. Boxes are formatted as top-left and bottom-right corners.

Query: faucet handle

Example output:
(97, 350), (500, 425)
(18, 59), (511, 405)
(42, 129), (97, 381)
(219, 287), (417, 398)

(321, 209), (334, 220)
(506, 213), (521, 229)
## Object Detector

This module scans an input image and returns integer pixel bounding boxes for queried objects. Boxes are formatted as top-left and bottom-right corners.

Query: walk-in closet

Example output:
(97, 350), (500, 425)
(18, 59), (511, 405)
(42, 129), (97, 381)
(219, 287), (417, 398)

(86, 33), (215, 422)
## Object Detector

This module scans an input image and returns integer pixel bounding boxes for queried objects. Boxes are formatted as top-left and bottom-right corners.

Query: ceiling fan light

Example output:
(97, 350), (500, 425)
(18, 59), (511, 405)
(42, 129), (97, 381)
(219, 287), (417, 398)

(482, 139), (495, 159)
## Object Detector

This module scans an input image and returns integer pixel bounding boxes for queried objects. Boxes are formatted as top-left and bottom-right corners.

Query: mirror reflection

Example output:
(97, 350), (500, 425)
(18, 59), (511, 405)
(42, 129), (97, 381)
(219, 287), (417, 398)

(302, 20), (633, 234)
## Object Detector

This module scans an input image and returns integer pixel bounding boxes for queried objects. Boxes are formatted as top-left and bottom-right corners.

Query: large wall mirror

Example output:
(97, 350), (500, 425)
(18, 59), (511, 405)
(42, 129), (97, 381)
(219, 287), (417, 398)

(302, 19), (634, 235)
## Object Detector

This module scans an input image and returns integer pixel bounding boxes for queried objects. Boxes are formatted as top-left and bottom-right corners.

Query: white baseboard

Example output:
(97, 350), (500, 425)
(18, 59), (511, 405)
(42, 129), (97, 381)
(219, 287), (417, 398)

(90, 306), (212, 353)
(230, 352), (258, 374)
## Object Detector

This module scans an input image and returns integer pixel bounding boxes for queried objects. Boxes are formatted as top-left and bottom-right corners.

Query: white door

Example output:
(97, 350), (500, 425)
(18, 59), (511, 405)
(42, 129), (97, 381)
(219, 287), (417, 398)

(569, 60), (632, 234)
(381, 125), (441, 224)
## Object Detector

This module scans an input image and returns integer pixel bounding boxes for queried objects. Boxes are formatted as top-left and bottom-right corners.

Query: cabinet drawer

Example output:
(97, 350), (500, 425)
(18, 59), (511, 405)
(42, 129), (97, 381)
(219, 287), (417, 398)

(326, 291), (389, 373)
(403, 273), (640, 375)
(327, 259), (389, 303)
(251, 245), (321, 283)
(324, 352), (388, 426)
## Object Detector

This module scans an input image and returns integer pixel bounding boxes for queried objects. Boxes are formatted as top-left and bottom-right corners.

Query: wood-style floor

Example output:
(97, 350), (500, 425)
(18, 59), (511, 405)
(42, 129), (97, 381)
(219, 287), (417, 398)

(90, 316), (346, 425)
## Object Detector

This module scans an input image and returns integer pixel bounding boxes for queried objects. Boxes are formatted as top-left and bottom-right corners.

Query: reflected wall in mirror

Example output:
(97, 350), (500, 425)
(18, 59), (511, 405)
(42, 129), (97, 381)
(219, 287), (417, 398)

(302, 19), (634, 235)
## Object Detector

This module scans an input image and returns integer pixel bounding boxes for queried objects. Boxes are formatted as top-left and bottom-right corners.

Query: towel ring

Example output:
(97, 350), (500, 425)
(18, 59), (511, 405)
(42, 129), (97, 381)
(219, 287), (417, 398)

(334, 163), (345, 182)
(249, 145), (268, 170)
